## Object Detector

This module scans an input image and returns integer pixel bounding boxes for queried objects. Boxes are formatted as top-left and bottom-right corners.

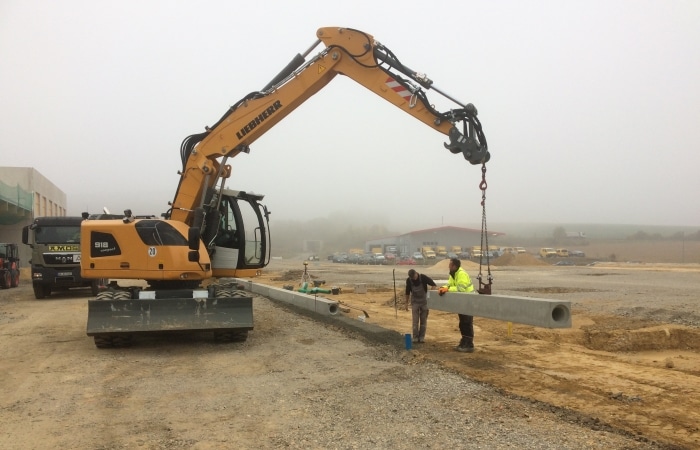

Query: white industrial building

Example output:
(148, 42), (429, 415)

(0, 167), (68, 263)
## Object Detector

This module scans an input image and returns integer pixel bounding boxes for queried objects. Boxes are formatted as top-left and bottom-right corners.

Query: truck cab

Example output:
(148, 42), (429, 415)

(22, 216), (102, 299)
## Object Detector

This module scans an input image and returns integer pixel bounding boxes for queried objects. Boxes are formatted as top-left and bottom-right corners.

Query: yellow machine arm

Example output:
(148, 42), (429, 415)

(169, 26), (489, 226)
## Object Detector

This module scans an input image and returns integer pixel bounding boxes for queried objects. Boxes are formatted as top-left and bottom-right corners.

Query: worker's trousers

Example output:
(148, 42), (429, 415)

(412, 302), (429, 340)
(458, 314), (474, 345)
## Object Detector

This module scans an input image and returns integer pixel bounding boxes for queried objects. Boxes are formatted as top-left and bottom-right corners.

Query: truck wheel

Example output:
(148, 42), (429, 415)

(33, 284), (51, 299)
(33, 284), (45, 299)
(10, 269), (20, 288)
(0, 271), (10, 289)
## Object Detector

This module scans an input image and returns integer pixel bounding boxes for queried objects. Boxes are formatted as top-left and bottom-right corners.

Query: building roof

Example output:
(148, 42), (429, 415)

(400, 226), (505, 237)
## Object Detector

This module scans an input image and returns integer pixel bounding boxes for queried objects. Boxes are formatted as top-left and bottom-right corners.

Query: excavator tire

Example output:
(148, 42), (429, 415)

(90, 279), (107, 296)
(94, 334), (133, 349)
(91, 290), (135, 348)
(212, 285), (250, 343)
(214, 329), (249, 343)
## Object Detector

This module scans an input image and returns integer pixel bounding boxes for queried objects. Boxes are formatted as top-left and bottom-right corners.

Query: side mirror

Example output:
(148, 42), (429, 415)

(188, 227), (201, 251)
(188, 250), (200, 262)
(22, 226), (29, 245)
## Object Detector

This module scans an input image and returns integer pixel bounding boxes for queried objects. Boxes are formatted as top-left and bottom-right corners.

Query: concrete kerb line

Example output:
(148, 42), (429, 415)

(233, 277), (405, 347)
(234, 278), (339, 316)
(233, 278), (571, 347)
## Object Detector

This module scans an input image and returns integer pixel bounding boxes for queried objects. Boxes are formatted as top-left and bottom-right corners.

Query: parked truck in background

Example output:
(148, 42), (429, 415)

(0, 242), (20, 289)
(22, 216), (102, 299)
(435, 245), (447, 258)
(421, 246), (437, 259)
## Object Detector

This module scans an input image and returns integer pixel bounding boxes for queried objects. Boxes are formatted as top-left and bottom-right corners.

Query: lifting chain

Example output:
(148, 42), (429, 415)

(477, 163), (493, 295)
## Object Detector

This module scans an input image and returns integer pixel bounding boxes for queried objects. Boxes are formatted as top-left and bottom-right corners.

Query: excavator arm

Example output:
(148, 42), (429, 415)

(170, 26), (489, 225)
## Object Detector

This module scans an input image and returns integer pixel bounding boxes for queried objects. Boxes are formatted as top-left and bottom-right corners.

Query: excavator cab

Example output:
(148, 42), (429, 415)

(205, 188), (271, 278)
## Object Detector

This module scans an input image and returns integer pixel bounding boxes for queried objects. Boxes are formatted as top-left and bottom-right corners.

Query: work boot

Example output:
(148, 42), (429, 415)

(455, 337), (475, 353)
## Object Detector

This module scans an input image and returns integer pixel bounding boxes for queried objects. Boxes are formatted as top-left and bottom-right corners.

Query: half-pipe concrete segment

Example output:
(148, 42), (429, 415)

(427, 291), (571, 328)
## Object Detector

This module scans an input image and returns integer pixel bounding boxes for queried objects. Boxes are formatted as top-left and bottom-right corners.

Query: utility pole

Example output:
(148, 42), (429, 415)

(682, 232), (685, 263)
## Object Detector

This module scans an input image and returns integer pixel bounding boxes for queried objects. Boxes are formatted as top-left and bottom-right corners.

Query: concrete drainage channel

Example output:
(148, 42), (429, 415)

(233, 278), (404, 347)
(233, 278), (573, 349)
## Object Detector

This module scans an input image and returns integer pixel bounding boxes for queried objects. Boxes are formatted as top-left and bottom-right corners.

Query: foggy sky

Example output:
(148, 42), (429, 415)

(1, 0), (698, 231)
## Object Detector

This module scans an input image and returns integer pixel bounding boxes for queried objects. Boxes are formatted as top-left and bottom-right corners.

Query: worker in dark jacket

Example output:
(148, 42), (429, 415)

(438, 258), (477, 352)
(405, 269), (437, 343)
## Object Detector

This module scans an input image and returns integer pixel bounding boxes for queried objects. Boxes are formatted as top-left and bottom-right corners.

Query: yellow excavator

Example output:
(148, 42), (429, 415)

(82, 26), (489, 348)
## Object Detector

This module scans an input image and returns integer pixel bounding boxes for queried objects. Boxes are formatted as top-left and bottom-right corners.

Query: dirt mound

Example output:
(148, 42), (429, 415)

(492, 253), (549, 266)
(429, 259), (482, 272)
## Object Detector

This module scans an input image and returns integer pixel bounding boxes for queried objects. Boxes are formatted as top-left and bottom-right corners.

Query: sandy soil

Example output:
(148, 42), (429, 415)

(258, 257), (700, 449)
(0, 256), (698, 449)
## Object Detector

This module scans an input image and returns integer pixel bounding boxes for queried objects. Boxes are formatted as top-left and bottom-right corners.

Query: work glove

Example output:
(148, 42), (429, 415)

(438, 287), (448, 296)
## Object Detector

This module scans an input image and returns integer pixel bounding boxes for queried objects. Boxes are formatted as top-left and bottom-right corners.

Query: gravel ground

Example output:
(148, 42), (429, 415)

(0, 263), (689, 449)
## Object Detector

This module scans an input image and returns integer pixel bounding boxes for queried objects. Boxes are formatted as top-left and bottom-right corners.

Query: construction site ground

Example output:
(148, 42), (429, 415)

(260, 256), (700, 449)
(0, 255), (698, 449)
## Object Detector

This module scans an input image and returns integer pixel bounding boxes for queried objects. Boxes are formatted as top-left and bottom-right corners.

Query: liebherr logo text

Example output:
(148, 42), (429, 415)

(236, 100), (282, 139)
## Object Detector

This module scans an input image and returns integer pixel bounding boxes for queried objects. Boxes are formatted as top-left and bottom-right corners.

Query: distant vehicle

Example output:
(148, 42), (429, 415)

(332, 254), (348, 263)
(397, 257), (416, 265)
(569, 250), (586, 257)
(501, 247), (517, 255)
(307, 255), (319, 261)
(384, 253), (397, 263)
(458, 251), (471, 259)
(555, 249), (569, 257)
(446, 252), (459, 260)
(373, 253), (386, 264)
(412, 252), (425, 261)
(515, 247), (527, 254)
(539, 248), (557, 258)
(359, 253), (374, 265)
(421, 246), (436, 259)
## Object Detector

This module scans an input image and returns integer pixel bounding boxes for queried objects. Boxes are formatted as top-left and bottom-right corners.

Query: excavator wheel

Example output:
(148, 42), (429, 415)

(92, 290), (134, 348)
(94, 334), (133, 349)
(211, 285), (250, 343)
(214, 329), (249, 343)
(90, 279), (107, 296)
